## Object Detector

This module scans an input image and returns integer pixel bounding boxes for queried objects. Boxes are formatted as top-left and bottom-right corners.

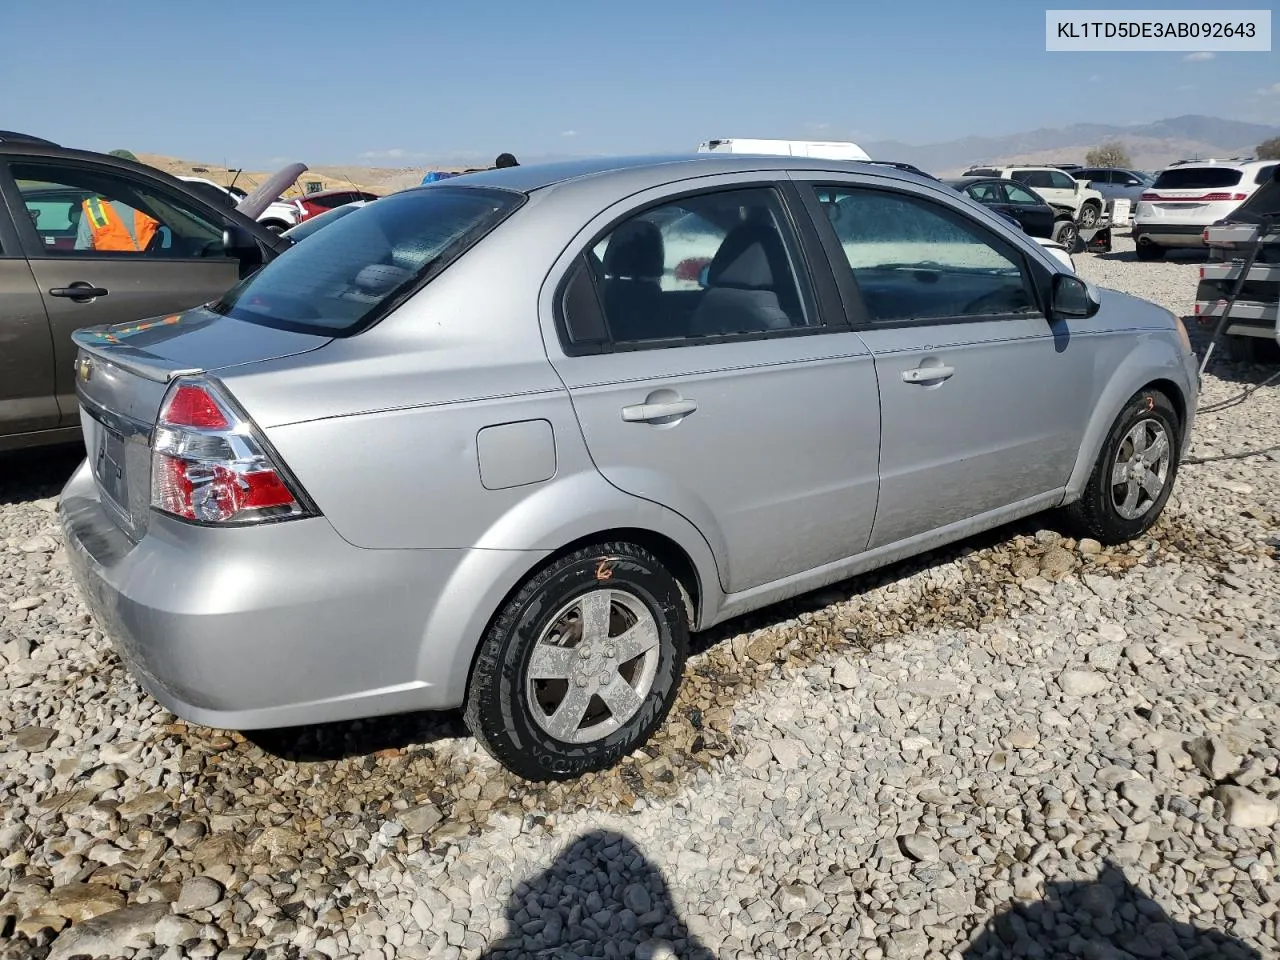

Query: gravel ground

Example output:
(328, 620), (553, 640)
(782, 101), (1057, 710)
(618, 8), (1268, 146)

(2, 234), (1278, 960)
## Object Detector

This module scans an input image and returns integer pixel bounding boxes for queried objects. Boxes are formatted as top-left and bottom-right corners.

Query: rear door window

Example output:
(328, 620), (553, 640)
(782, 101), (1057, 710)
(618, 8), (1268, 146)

(1012, 170), (1053, 189)
(1152, 168), (1244, 189)
(1002, 183), (1042, 205)
(212, 186), (523, 336)
(1254, 165), (1278, 185)
(578, 187), (816, 346)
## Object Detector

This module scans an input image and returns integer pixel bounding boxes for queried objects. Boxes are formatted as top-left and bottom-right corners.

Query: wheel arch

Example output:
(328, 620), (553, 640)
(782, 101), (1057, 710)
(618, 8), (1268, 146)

(452, 526), (707, 709)
(1063, 345), (1195, 502)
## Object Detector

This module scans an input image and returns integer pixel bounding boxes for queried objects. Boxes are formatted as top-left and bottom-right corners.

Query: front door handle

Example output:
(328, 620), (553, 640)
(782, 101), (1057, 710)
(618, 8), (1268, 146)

(902, 365), (955, 384)
(49, 283), (109, 302)
(621, 399), (698, 423)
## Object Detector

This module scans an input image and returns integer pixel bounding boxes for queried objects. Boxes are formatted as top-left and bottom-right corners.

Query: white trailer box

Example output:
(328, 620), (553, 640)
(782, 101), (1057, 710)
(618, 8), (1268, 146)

(697, 138), (871, 162)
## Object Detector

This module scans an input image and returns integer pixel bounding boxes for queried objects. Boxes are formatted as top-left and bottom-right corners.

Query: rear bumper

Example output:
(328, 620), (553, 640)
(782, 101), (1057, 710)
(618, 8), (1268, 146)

(1133, 223), (1207, 247)
(58, 460), (533, 730)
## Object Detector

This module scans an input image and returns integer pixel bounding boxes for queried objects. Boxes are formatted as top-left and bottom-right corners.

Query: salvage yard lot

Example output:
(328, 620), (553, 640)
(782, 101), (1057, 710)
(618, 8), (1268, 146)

(1, 236), (1278, 960)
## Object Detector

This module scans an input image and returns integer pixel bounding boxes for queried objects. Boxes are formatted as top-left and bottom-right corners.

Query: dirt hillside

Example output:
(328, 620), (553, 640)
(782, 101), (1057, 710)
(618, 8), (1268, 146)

(136, 154), (473, 199)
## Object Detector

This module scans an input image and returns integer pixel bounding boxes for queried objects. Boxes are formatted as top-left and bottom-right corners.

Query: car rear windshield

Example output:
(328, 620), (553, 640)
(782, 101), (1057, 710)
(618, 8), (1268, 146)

(212, 186), (523, 336)
(1152, 168), (1243, 189)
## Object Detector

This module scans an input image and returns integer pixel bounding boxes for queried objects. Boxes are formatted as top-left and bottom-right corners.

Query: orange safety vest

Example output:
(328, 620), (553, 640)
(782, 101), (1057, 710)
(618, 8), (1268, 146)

(82, 197), (160, 252)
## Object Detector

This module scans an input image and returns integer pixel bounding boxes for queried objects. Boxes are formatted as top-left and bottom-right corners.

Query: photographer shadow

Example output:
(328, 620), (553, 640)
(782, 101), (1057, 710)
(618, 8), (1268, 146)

(962, 862), (1261, 960)
(479, 829), (717, 960)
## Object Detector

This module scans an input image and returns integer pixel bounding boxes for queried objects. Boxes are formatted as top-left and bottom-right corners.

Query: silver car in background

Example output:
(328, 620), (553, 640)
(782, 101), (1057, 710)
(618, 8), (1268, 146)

(59, 155), (1198, 781)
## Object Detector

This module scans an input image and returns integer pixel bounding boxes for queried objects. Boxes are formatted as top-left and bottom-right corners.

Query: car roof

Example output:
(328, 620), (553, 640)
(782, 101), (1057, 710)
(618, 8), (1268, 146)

(421, 153), (941, 195)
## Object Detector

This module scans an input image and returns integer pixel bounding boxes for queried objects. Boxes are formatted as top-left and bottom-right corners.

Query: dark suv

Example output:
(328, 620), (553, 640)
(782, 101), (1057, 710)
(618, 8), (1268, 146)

(0, 132), (289, 452)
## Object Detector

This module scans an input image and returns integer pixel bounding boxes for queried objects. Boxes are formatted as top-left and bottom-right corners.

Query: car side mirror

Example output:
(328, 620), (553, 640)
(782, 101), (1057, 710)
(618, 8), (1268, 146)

(1051, 273), (1101, 319)
(222, 223), (264, 273)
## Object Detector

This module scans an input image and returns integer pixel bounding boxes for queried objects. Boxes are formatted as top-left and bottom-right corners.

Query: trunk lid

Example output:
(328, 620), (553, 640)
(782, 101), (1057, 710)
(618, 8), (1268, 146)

(72, 306), (330, 541)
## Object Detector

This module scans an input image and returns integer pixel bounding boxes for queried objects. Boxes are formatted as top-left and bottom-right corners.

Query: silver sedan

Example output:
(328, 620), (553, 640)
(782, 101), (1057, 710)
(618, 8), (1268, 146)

(59, 154), (1198, 781)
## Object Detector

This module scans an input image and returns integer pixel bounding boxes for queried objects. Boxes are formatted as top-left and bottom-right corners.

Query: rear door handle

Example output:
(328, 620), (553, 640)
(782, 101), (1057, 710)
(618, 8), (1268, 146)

(49, 284), (109, 301)
(621, 399), (698, 422)
(902, 365), (955, 384)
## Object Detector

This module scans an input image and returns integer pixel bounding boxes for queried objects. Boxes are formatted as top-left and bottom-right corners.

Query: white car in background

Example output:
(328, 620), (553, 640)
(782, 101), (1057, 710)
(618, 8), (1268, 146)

(178, 175), (303, 234)
(1133, 158), (1279, 260)
(697, 138), (871, 161)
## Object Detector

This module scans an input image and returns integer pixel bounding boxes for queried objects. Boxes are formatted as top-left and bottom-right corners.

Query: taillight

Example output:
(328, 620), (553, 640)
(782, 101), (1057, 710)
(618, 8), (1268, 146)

(1201, 192), (1247, 202)
(151, 376), (313, 525)
(1140, 192), (1157, 202)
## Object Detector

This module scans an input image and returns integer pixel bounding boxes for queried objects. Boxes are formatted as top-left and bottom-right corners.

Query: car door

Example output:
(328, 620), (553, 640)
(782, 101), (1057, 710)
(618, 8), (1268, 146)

(545, 178), (881, 595)
(795, 176), (1094, 550)
(999, 181), (1055, 238)
(0, 157), (269, 427)
(0, 188), (59, 439)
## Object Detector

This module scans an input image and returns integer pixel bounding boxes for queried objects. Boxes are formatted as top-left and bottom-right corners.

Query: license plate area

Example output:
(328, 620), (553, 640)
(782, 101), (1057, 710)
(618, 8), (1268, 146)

(90, 416), (130, 512)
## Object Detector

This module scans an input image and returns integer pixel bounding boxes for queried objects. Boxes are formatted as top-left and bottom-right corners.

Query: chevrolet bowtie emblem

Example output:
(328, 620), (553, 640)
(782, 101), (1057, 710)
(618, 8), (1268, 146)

(76, 356), (93, 383)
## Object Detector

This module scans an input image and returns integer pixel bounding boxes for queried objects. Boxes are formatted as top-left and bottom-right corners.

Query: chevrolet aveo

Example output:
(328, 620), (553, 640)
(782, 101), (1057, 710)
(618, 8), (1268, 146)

(60, 155), (1198, 781)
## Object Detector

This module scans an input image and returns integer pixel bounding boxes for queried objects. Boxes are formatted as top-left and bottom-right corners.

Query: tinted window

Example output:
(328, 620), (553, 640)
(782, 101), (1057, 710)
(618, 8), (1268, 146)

(1012, 170), (1053, 189)
(1003, 183), (1041, 205)
(182, 181), (237, 208)
(1152, 168), (1243, 189)
(212, 186), (522, 336)
(1077, 169), (1107, 182)
(1254, 165), (1277, 185)
(814, 186), (1035, 323)
(1048, 171), (1077, 190)
(12, 161), (226, 258)
(579, 187), (814, 345)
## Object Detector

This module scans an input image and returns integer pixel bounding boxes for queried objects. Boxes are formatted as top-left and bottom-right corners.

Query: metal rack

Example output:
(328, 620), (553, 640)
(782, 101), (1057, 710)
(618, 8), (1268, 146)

(1195, 217), (1279, 370)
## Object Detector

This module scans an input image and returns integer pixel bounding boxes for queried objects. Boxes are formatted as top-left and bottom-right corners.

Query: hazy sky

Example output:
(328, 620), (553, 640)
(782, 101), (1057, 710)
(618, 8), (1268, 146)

(3, 0), (1276, 167)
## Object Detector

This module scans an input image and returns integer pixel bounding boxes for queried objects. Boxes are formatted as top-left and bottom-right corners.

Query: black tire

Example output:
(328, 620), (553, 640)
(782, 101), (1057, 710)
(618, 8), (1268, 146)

(1063, 389), (1181, 545)
(1134, 241), (1164, 261)
(464, 542), (688, 781)
(1078, 202), (1101, 229)
(1054, 221), (1080, 253)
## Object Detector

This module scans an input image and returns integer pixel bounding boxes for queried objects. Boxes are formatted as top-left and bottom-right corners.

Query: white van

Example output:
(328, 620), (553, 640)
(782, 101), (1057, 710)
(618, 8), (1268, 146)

(697, 138), (871, 162)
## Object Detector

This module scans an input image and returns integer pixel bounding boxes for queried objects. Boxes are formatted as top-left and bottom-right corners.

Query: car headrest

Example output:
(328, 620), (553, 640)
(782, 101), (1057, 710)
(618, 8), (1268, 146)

(706, 220), (789, 289)
(603, 219), (664, 279)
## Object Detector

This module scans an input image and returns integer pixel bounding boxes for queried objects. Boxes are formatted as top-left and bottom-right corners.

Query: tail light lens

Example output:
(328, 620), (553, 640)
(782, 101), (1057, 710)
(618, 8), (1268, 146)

(1201, 192), (1247, 202)
(151, 377), (314, 525)
(1140, 192), (1157, 202)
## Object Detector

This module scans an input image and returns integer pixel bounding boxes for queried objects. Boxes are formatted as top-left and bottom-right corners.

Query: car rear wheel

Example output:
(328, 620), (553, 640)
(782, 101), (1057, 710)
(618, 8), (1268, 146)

(1078, 202), (1101, 229)
(1134, 241), (1164, 261)
(464, 542), (688, 781)
(1063, 389), (1181, 545)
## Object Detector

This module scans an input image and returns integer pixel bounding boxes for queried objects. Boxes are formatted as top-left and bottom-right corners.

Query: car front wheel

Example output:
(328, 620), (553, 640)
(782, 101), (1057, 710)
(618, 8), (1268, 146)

(1064, 389), (1181, 544)
(464, 542), (689, 781)
(1078, 202), (1101, 229)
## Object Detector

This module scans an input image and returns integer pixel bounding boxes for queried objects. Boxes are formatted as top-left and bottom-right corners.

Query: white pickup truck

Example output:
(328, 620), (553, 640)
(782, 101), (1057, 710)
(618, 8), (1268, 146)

(178, 176), (301, 233)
